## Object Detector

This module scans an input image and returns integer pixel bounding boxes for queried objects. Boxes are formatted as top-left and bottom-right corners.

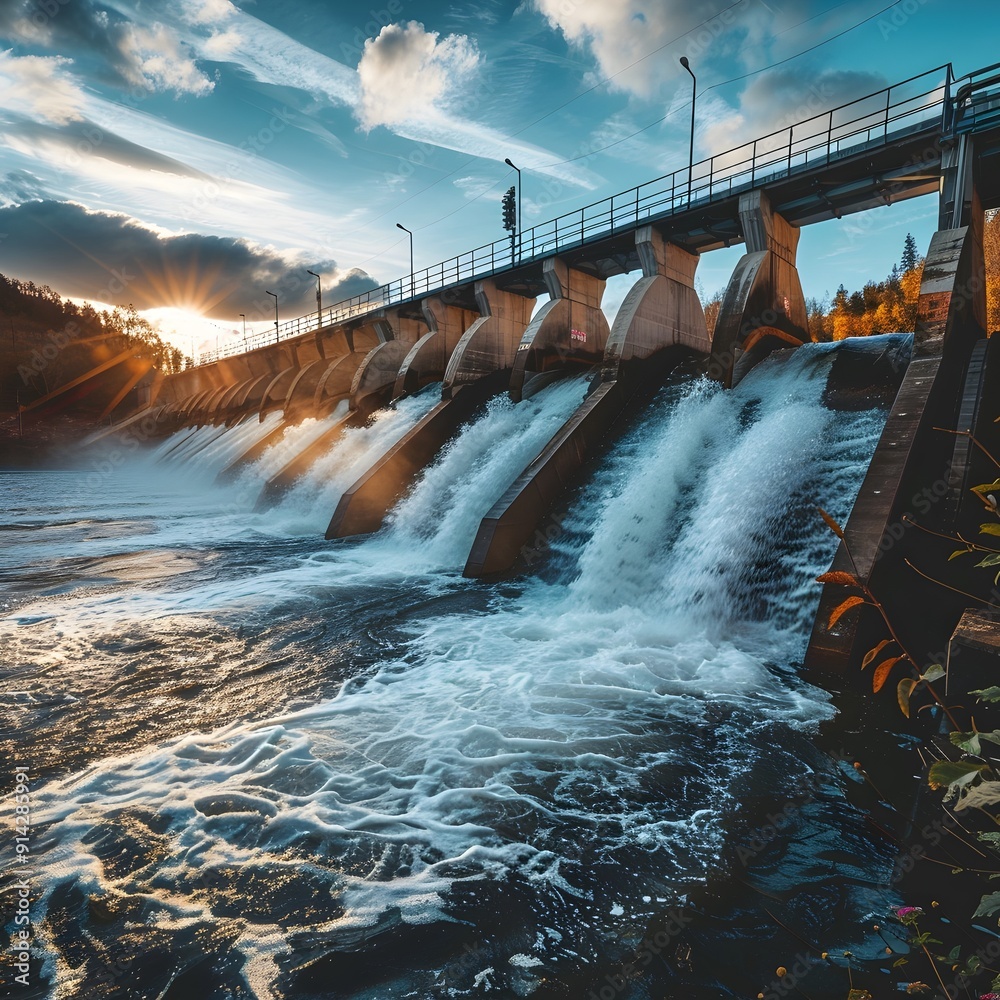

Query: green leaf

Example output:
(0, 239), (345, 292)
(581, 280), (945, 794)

(921, 664), (945, 683)
(972, 686), (1000, 702)
(974, 892), (1000, 919)
(950, 548), (971, 560)
(981, 731), (1000, 747)
(927, 760), (988, 790)
(979, 832), (1000, 845)
(993, 973), (1000, 991)
(982, 523), (1000, 536)
(964, 954), (982, 974)
(947, 945), (962, 962)
(892, 957), (908, 968)
(972, 480), (1000, 495)
(976, 553), (1000, 568)
(951, 731), (982, 755)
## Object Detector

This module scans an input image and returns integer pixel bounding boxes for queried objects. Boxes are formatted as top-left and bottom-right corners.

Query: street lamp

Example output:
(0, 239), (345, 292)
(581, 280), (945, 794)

(306, 269), (322, 330)
(679, 56), (696, 206)
(504, 157), (521, 260)
(396, 223), (413, 298)
(265, 290), (278, 344)
(239, 312), (246, 345)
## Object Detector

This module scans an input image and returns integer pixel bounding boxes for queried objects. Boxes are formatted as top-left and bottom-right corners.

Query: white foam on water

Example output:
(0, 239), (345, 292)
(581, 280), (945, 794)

(380, 376), (589, 569)
(238, 400), (351, 487)
(263, 386), (445, 537)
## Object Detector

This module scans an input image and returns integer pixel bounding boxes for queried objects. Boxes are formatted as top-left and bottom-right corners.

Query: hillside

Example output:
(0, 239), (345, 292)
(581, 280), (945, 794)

(0, 275), (190, 461)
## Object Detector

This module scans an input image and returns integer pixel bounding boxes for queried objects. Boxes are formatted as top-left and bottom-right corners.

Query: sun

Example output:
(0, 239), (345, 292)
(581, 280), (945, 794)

(139, 306), (242, 360)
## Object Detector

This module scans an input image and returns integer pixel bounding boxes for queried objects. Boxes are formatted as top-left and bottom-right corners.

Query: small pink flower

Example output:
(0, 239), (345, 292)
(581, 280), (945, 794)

(979, 994), (1000, 999)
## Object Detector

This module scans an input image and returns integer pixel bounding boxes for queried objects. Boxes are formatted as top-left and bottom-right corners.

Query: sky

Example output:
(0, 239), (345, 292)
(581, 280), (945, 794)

(0, 0), (996, 355)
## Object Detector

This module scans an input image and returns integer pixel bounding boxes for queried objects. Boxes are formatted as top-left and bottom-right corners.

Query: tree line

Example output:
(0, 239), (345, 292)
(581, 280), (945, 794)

(0, 274), (189, 377)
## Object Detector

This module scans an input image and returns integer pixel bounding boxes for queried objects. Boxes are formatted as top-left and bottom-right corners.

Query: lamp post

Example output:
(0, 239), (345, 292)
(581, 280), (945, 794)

(239, 312), (246, 346)
(306, 269), (322, 331)
(396, 223), (413, 298)
(504, 157), (521, 260)
(265, 290), (278, 344)
(680, 56), (696, 206)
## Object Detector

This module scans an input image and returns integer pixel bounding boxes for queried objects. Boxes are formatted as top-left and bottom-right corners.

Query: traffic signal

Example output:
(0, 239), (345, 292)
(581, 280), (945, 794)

(502, 186), (516, 232)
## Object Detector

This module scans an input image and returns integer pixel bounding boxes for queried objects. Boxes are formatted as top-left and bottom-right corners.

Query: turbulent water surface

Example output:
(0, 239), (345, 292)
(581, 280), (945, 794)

(1, 339), (910, 998)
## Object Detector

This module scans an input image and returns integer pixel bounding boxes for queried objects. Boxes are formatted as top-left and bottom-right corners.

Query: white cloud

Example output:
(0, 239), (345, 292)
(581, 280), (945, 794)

(532, 0), (691, 100)
(356, 21), (480, 130)
(393, 111), (600, 189)
(202, 28), (243, 59)
(176, 0), (239, 27)
(0, 51), (86, 125)
(172, 7), (593, 186)
(118, 22), (215, 96)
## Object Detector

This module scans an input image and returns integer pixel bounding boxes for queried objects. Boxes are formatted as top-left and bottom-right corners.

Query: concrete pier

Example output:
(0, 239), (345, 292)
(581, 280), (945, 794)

(509, 258), (610, 402)
(322, 285), (537, 539)
(442, 280), (536, 397)
(393, 296), (480, 398)
(325, 370), (510, 539)
(710, 189), (809, 387)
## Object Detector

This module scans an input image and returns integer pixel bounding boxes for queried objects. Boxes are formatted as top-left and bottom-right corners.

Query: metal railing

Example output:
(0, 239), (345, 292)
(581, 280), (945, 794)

(198, 64), (957, 366)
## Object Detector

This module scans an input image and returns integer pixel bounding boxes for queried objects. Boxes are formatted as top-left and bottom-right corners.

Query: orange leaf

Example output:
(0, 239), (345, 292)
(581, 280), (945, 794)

(873, 656), (904, 693)
(827, 595), (864, 631)
(818, 507), (845, 539)
(861, 639), (893, 670)
(897, 677), (918, 717)
(817, 571), (860, 587)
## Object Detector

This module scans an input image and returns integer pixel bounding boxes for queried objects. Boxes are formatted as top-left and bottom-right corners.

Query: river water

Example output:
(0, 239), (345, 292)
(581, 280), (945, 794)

(1, 336), (910, 998)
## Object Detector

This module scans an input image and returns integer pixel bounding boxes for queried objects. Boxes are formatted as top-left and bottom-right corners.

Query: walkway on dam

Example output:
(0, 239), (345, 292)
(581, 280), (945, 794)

(196, 61), (999, 366)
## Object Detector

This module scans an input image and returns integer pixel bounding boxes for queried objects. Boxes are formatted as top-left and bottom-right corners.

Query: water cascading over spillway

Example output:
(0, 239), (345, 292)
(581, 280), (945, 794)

(3, 336), (910, 999)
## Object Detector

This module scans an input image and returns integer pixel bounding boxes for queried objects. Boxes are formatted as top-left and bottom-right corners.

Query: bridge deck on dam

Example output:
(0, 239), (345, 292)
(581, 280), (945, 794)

(195, 62), (1000, 368)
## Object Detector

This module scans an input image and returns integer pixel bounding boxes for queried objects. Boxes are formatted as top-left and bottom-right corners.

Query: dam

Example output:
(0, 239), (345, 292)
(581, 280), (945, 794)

(5, 58), (1000, 998)
(97, 61), (999, 597)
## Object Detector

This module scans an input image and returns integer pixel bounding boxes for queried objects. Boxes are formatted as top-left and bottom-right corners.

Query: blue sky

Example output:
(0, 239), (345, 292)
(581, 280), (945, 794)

(0, 0), (996, 352)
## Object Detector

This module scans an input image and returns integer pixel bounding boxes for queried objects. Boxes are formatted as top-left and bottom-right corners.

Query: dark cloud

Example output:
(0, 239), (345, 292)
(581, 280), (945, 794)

(703, 66), (888, 157)
(0, 0), (138, 89)
(3, 117), (211, 179)
(740, 68), (888, 132)
(0, 0), (212, 95)
(0, 200), (379, 319)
